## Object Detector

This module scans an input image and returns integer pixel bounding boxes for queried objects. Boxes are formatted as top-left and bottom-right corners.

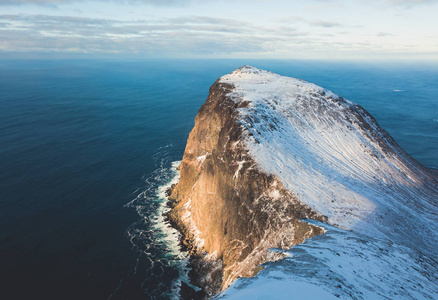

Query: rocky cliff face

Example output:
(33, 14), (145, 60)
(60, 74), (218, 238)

(168, 76), (325, 297)
(168, 66), (438, 298)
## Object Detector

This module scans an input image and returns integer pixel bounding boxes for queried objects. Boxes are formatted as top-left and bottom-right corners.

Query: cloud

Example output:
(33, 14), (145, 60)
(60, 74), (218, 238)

(1, 6), (434, 58)
(370, 0), (438, 7)
(0, 0), (190, 6)
(0, 13), (310, 55)
(277, 15), (345, 29)
(386, 0), (437, 4)
(166, 16), (249, 27)
(377, 32), (394, 36)
(0, 0), (70, 4)
(310, 21), (341, 28)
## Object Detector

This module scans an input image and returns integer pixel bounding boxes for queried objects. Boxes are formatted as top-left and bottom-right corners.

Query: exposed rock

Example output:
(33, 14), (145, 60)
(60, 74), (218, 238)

(168, 66), (438, 298)
(168, 72), (326, 297)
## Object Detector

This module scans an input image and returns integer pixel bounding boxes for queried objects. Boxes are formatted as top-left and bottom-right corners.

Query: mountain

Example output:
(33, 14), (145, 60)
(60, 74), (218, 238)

(168, 66), (438, 299)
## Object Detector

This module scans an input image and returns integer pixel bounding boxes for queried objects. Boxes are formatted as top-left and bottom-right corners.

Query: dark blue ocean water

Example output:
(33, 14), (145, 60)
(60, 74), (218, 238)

(0, 59), (437, 299)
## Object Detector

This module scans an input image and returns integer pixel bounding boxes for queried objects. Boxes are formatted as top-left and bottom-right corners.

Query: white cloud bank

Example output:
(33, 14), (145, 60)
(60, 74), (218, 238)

(0, 0), (437, 59)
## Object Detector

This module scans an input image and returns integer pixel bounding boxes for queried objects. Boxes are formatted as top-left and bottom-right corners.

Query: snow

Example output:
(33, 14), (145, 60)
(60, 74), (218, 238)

(219, 276), (339, 300)
(181, 197), (205, 249)
(220, 66), (437, 247)
(217, 221), (437, 300)
(216, 66), (438, 299)
(197, 154), (207, 163)
(233, 160), (246, 180)
(197, 153), (208, 166)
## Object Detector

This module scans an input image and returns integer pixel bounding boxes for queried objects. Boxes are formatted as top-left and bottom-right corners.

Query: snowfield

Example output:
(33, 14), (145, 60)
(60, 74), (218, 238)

(216, 66), (438, 299)
(218, 221), (437, 300)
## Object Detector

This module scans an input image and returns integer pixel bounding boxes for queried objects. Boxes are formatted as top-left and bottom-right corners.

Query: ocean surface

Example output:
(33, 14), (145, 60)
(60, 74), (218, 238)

(0, 59), (437, 299)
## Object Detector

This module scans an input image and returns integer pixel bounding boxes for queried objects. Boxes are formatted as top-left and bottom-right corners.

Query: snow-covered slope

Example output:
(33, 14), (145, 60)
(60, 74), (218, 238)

(215, 66), (437, 299)
(220, 66), (437, 252)
(217, 221), (437, 299)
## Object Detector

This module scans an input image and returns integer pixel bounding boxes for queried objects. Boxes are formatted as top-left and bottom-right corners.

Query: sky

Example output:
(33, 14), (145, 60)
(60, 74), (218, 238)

(0, 0), (437, 60)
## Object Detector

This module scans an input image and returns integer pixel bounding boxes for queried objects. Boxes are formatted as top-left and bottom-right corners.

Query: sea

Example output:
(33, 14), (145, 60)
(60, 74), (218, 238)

(0, 59), (437, 299)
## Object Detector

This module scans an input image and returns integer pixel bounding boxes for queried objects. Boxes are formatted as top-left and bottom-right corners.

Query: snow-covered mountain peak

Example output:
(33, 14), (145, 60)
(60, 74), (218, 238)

(221, 66), (338, 106)
(215, 67), (437, 299)
(171, 67), (437, 298)
(221, 67), (437, 250)
(231, 65), (264, 74)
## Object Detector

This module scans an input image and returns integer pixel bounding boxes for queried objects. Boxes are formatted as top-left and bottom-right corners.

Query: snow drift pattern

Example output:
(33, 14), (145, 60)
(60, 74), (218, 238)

(217, 66), (437, 299)
(220, 66), (437, 252)
(171, 66), (437, 299)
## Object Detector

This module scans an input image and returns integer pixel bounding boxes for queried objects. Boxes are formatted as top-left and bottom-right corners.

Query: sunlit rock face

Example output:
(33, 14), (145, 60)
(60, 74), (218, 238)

(168, 66), (438, 298)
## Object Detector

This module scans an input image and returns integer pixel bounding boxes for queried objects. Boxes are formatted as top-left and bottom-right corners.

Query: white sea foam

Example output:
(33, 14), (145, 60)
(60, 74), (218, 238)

(121, 157), (192, 299)
(154, 161), (182, 242)
(150, 161), (194, 298)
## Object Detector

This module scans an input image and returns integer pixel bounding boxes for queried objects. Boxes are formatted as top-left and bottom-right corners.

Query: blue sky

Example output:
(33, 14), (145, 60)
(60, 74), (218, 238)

(0, 0), (437, 59)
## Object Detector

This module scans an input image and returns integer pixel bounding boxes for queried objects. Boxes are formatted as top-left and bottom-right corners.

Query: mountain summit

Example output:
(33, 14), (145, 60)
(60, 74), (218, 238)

(168, 66), (438, 299)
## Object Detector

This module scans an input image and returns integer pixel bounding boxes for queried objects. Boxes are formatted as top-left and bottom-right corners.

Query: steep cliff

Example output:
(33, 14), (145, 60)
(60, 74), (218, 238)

(168, 66), (438, 298)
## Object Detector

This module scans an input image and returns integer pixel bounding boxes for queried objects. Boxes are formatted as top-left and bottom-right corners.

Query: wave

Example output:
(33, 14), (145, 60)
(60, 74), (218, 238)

(109, 146), (189, 299)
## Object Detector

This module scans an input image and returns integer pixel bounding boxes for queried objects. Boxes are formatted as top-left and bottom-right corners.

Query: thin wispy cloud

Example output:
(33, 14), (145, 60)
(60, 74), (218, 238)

(377, 32), (394, 37)
(386, 0), (437, 5)
(277, 16), (344, 28)
(311, 21), (341, 28)
(0, 13), (309, 55)
(0, 0), (436, 59)
(166, 16), (249, 27)
(0, 0), (190, 5)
